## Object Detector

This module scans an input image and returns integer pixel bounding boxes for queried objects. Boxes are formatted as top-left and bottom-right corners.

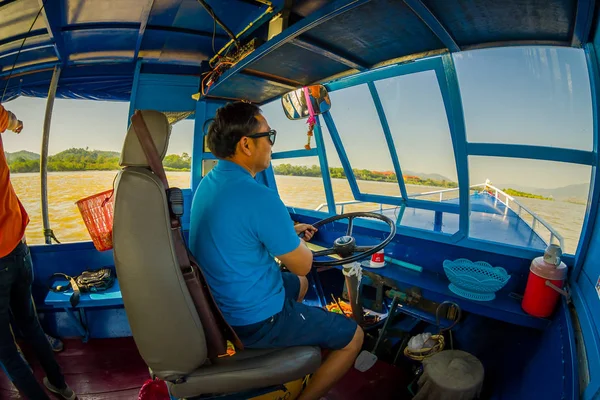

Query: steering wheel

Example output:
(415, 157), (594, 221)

(306, 212), (396, 267)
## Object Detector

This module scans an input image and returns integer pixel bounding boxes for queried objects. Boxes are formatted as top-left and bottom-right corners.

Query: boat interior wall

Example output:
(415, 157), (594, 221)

(565, 12), (600, 399)
(130, 73), (200, 116)
(1, 0), (595, 105)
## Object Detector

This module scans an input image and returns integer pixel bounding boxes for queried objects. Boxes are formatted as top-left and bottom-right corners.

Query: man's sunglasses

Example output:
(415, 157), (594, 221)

(247, 129), (277, 146)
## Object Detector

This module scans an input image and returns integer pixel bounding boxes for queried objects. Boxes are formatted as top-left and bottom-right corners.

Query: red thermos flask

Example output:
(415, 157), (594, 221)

(522, 244), (568, 318)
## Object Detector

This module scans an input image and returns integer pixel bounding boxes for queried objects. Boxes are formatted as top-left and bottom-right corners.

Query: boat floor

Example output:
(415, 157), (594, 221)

(0, 337), (149, 399)
(0, 337), (410, 399)
(383, 194), (547, 249)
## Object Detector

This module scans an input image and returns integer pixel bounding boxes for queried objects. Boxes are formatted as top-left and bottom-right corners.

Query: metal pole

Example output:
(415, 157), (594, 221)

(41, 65), (61, 244)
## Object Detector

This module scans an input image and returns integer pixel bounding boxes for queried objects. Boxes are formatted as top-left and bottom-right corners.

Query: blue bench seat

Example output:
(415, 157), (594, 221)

(45, 278), (123, 342)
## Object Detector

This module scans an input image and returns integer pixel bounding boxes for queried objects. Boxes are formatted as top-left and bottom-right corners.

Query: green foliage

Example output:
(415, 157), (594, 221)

(273, 164), (458, 188)
(502, 188), (553, 200)
(163, 152), (191, 171)
(7, 148), (192, 173)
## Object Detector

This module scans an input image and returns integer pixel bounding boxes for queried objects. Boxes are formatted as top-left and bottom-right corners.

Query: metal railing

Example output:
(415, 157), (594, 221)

(315, 180), (564, 249)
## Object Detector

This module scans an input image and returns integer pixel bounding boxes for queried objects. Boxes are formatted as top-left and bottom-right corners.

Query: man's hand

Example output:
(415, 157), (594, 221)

(14, 120), (23, 134)
(295, 223), (317, 241)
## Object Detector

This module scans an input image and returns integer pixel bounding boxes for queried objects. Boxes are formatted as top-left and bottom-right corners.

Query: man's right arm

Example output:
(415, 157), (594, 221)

(256, 191), (314, 277)
(277, 241), (313, 277)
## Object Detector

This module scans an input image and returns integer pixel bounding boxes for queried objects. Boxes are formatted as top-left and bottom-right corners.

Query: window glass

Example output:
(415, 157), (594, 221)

(327, 84), (400, 196)
(399, 207), (459, 234)
(164, 118), (194, 188)
(5, 98), (129, 244)
(469, 156), (590, 254)
(272, 156), (327, 211)
(320, 120), (394, 213)
(455, 47), (593, 151)
(374, 70), (458, 199)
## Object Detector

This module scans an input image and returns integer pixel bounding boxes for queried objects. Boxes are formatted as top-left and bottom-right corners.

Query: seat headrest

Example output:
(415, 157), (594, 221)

(120, 110), (171, 167)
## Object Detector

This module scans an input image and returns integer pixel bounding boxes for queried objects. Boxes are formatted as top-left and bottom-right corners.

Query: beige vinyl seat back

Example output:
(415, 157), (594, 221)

(113, 110), (320, 398)
(113, 110), (206, 380)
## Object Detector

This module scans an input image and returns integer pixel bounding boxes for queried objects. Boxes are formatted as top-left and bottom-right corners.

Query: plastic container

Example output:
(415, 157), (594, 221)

(76, 189), (114, 251)
(442, 259), (511, 301)
(522, 245), (568, 318)
(369, 249), (385, 268)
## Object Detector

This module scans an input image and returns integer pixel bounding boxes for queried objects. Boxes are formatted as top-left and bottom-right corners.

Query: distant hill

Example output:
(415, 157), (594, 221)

(404, 170), (454, 183)
(495, 182), (589, 202)
(5, 150), (39, 162)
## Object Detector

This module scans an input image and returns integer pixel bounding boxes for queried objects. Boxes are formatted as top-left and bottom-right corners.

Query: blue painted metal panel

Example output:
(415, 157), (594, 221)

(38, 0), (66, 62)
(271, 148), (318, 159)
(206, 0), (373, 95)
(575, 44), (600, 280)
(244, 43), (351, 87)
(313, 117), (336, 215)
(572, 282), (600, 399)
(405, 198), (459, 213)
(403, 0), (460, 52)
(321, 111), (361, 198)
(357, 193), (404, 207)
(133, 0), (155, 61)
(29, 242), (115, 306)
(290, 37), (368, 71)
(207, 73), (292, 104)
(572, 0), (597, 47)
(300, 0), (444, 67)
(421, 0), (575, 46)
(562, 296), (580, 400)
(326, 56), (441, 91)
(128, 60), (142, 120)
(439, 54), (469, 237)
(0, 45), (56, 72)
(367, 82), (408, 199)
(192, 99), (225, 192)
(133, 73), (199, 112)
(62, 28), (137, 60)
(468, 143), (596, 166)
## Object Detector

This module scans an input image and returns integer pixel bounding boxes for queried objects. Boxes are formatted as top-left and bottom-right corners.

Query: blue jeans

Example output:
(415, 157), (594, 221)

(0, 241), (65, 399)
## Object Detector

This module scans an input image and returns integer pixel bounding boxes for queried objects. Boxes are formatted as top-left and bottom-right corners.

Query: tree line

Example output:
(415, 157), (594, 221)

(273, 164), (458, 188)
(6, 148), (192, 173)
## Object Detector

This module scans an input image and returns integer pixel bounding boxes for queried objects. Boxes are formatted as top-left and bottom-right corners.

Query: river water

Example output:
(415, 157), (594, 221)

(9, 171), (585, 254)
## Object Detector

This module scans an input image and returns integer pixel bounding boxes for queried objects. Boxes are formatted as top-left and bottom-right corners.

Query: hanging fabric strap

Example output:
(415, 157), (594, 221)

(130, 111), (243, 358)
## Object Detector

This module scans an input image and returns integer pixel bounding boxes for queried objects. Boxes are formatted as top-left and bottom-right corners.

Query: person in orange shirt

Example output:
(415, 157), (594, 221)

(0, 104), (76, 399)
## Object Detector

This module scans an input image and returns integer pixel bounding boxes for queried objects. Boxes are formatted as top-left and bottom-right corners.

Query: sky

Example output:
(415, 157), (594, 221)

(1, 46), (594, 190)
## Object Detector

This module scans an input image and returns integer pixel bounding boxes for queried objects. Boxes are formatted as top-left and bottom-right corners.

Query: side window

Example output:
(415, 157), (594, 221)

(262, 97), (327, 211)
(327, 84), (400, 197)
(320, 121), (388, 214)
(374, 70), (458, 201)
(5, 98), (129, 244)
(469, 156), (590, 254)
(457, 47), (594, 254)
(164, 118), (194, 188)
(272, 156), (328, 211)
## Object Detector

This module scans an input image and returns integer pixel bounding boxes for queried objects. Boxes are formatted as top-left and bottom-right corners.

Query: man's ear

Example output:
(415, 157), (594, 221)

(239, 137), (252, 156)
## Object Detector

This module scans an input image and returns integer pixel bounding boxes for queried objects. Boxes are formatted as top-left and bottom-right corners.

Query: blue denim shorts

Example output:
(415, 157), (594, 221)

(233, 272), (358, 350)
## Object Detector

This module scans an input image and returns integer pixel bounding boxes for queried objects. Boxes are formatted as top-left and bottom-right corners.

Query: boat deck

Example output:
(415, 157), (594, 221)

(383, 193), (548, 249)
(0, 337), (408, 399)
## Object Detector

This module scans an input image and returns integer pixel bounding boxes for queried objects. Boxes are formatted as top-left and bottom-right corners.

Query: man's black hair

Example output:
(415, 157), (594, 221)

(207, 102), (262, 159)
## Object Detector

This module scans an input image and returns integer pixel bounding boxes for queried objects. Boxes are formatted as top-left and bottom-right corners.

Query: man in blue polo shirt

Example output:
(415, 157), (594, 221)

(189, 102), (363, 400)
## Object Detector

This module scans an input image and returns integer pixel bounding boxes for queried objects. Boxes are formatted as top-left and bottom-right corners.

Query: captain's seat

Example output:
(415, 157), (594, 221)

(112, 110), (321, 398)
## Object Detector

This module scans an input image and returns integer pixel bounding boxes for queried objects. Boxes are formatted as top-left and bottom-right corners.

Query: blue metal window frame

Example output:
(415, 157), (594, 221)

(265, 118), (335, 216)
(323, 56), (468, 239)
(290, 50), (595, 259)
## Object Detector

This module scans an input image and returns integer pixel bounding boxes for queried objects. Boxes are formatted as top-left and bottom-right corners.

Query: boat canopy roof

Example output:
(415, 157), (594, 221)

(0, 0), (597, 103)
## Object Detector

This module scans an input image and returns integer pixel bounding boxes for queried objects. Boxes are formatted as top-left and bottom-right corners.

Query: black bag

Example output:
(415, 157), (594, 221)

(49, 268), (115, 307)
